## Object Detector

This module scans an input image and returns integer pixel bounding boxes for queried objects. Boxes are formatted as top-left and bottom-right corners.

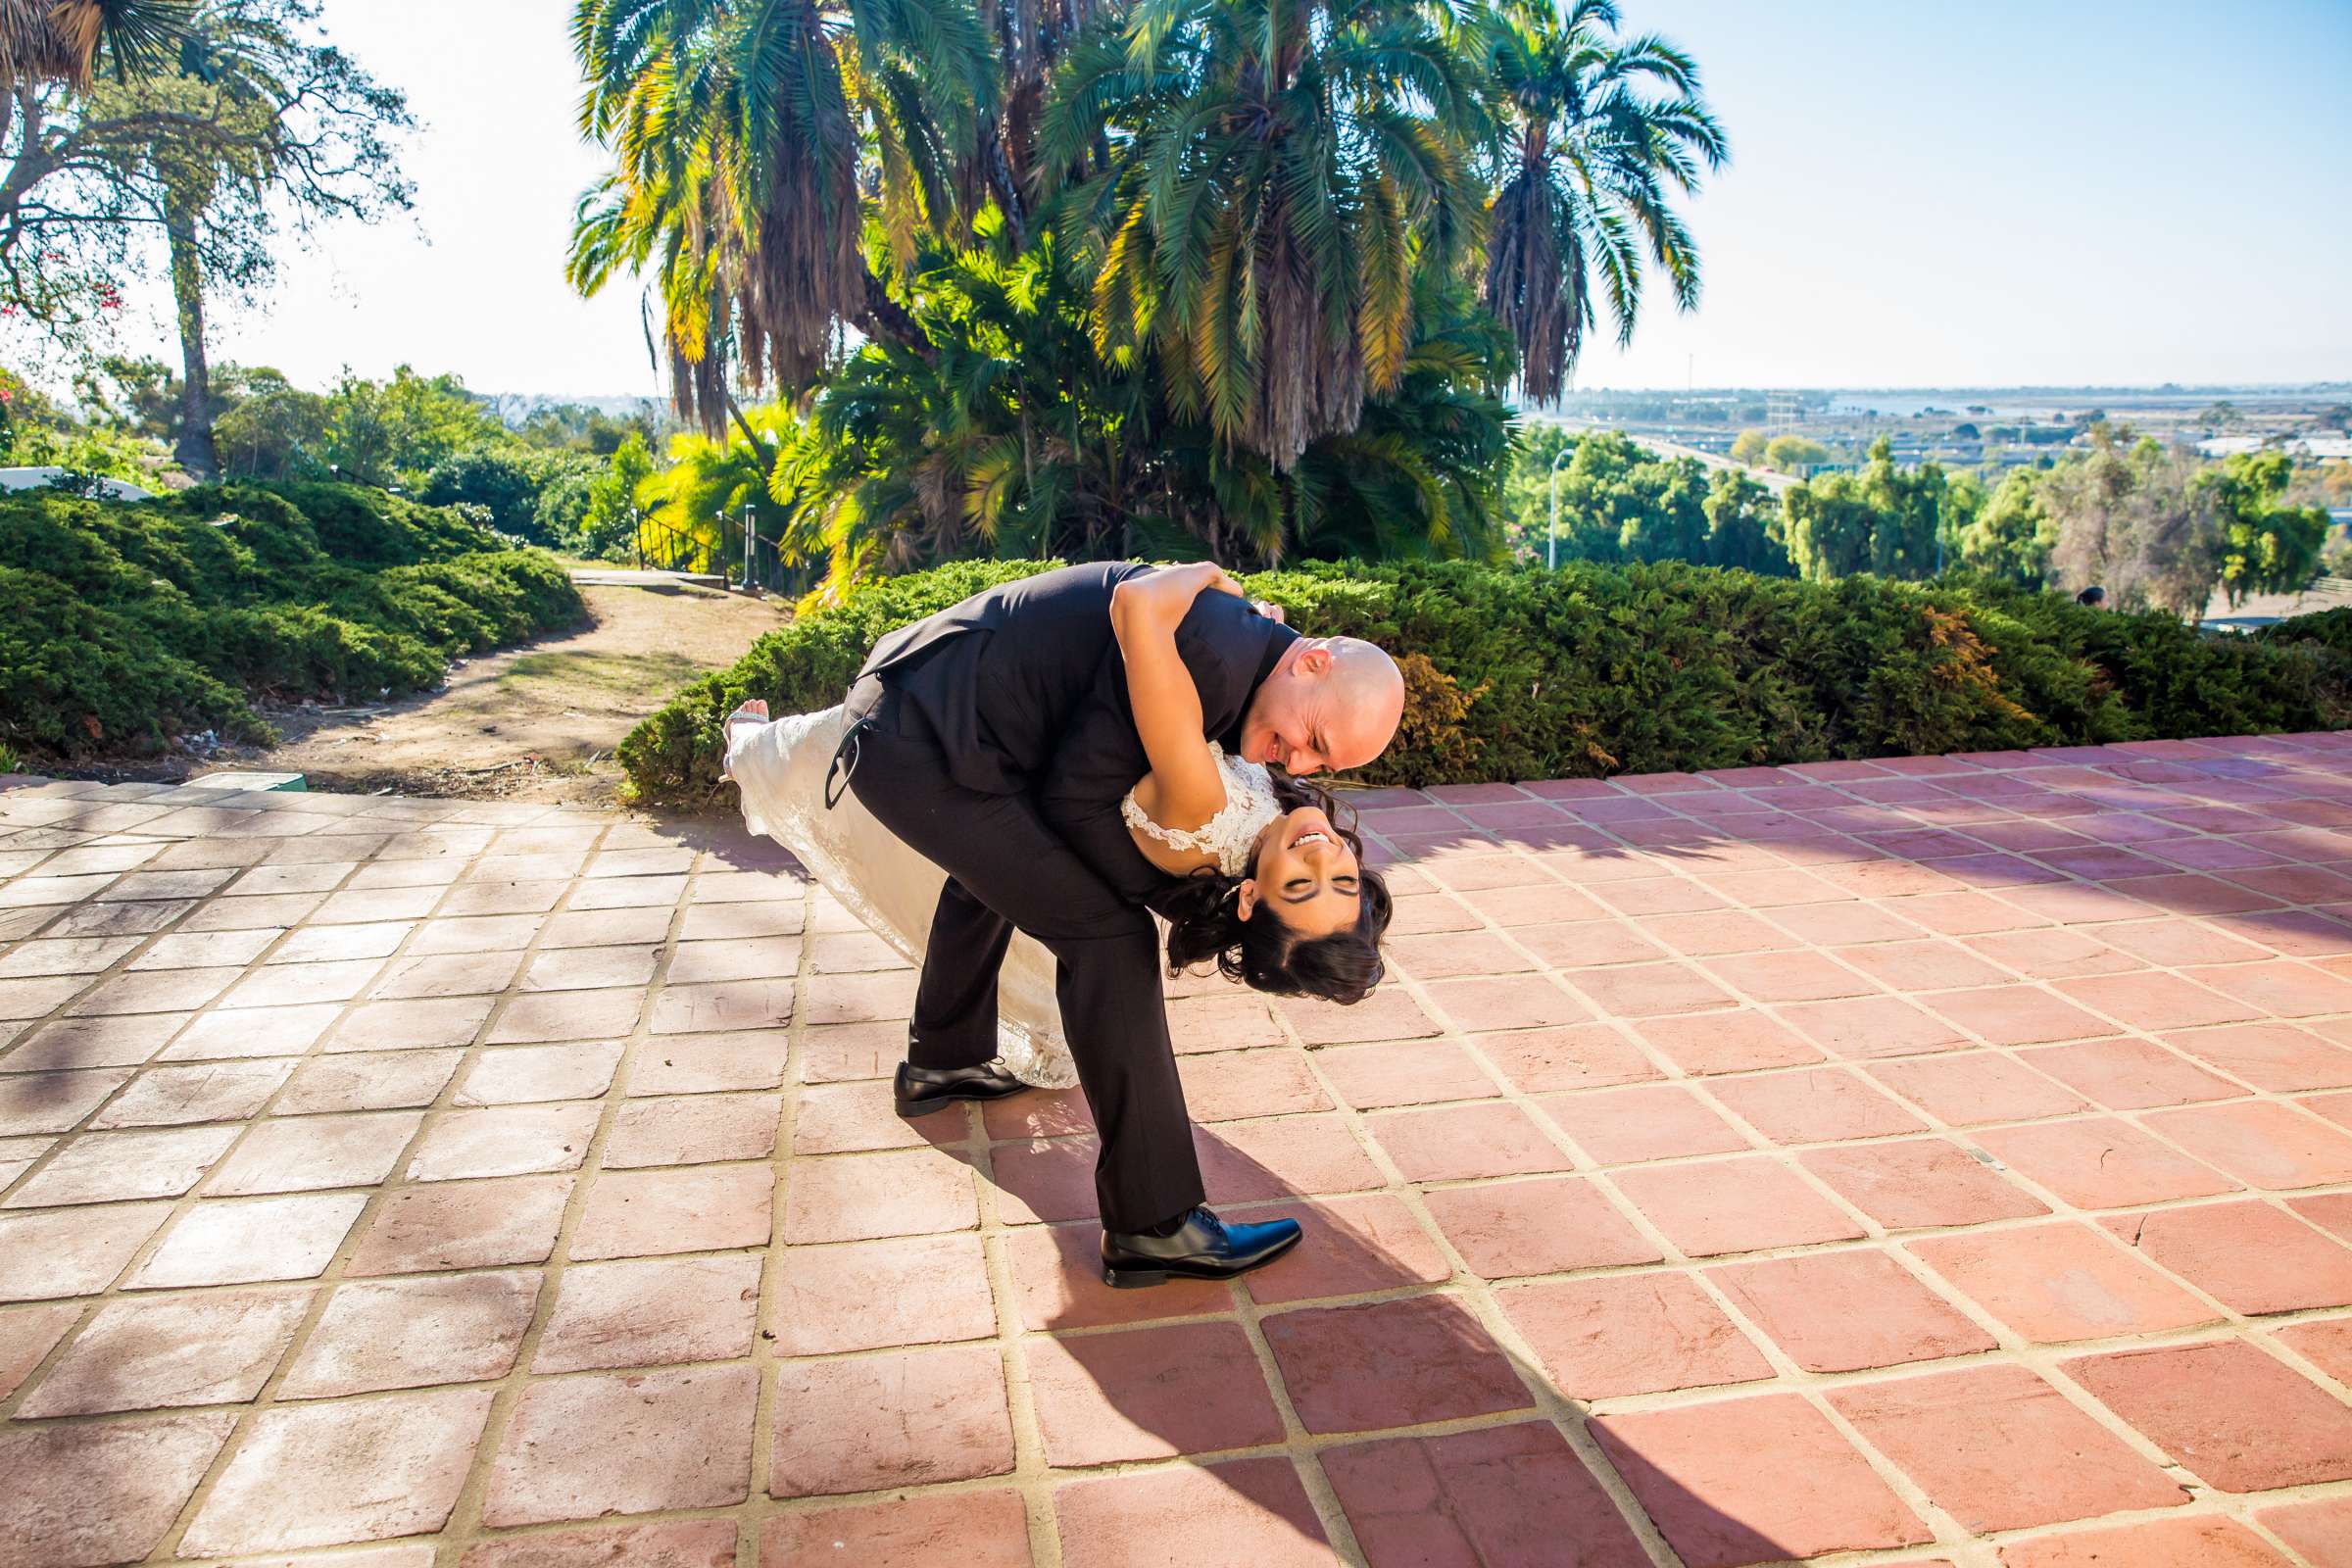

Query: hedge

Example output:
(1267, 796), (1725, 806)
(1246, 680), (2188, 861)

(0, 482), (586, 758)
(616, 559), (2352, 808)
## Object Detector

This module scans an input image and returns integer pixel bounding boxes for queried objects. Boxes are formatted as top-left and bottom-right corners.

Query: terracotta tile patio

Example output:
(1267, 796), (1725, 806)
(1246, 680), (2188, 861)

(2, 730), (2352, 1566)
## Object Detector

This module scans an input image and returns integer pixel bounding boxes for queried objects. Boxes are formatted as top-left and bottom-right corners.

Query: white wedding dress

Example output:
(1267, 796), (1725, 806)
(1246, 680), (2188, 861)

(723, 705), (1280, 1089)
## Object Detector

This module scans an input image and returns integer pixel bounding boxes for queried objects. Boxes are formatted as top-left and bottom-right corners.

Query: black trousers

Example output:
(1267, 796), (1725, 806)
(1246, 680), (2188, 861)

(841, 679), (1206, 1232)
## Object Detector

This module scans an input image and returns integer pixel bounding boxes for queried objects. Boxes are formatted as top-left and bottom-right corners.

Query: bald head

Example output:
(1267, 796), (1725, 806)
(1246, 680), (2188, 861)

(1238, 636), (1404, 774)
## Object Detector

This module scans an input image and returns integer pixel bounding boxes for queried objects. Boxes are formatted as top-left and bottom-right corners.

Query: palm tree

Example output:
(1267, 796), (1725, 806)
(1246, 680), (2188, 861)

(0, 0), (186, 87)
(1037, 0), (1489, 469)
(568, 0), (995, 436)
(1478, 0), (1726, 404)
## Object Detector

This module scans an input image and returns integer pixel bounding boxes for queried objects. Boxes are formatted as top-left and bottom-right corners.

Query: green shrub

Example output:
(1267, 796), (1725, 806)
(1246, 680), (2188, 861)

(0, 484), (586, 760)
(2258, 606), (2352, 661)
(619, 560), (2351, 807)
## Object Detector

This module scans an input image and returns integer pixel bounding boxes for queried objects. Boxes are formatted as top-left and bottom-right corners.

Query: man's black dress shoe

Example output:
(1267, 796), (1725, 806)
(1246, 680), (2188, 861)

(893, 1058), (1030, 1118)
(1100, 1205), (1303, 1288)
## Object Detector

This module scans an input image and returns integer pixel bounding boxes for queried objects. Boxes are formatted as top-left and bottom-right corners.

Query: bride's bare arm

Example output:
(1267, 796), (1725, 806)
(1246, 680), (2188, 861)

(1109, 563), (1245, 831)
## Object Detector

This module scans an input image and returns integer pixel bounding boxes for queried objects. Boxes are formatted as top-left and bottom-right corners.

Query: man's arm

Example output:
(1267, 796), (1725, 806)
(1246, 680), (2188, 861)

(1038, 590), (1273, 913)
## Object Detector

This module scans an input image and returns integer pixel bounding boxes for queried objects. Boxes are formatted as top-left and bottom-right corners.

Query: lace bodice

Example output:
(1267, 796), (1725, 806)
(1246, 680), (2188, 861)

(1120, 743), (1281, 878)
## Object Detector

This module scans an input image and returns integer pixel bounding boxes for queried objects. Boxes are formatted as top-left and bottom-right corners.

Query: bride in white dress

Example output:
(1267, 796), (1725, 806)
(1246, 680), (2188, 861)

(721, 564), (1394, 1088)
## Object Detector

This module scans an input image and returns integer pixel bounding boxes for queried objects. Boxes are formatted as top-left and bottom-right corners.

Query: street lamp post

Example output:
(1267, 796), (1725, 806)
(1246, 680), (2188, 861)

(1547, 444), (1575, 570)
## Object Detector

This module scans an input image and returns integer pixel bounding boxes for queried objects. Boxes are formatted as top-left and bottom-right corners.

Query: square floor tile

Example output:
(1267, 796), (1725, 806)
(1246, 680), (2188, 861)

(1866, 1053), (2092, 1126)
(1198, 1113), (1387, 1204)
(1027, 1319), (1284, 1465)
(325, 996), (494, 1055)
(483, 1364), (757, 1526)
(466, 1520), (735, 1568)
(1563, 962), (1736, 1019)
(1502, 1270), (1772, 1398)
(1422, 1174), (1660, 1279)
(534, 1253), (762, 1373)
(630, 1029), (791, 1095)
(1321, 1423), (1649, 1568)
(1907, 1222), (2219, 1344)
(1612, 1154), (1866, 1257)
(1540, 1083), (1747, 1164)
(1927, 986), (2114, 1048)
(2103, 1200), (2352, 1315)
(606, 1093), (782, 1168)
(763, 1491), (1033, 1567)
(2, 1124), (237, 1207)
(2142, 1100), (2352, 1189)
(2065, 1337), (2352, 1492)
(0, 1201), (173, 1299)
(0, 1301), (80, 1400)
(782, 1148), (976, 1244)
(488, 987), (645, 1045)
(1054, 1458), (1333, 1568)
(1972, 1117), (2237, 1209)
(2258, 1496), (2352, 1568)
(1779, 995), (1969, 1060)
(1592, 1392), (1930, 1567)
(1370, 1102), (1571, 1182)
(456, 1042), (624, 1105)
(570, 1163), (774, 1259)
(179, 1386), (494, 1555)
(274, 1050), (462, 1116)
(2054, 971), (2261, 1032)
(0, 1412), (236, 1568)
(1309, 1040), (1501, 1110)
(1995, 1515), (2297, 1568)
(770, 1234), (995, 1354)
(2162, 1023), (2352, 1092)
(1707, 1249), (1994, 1373)
(1800, 1139), (2049, 1229)
(130, 1193), (366, 1288)
(1634, 1010), (1825, 1076)
(1261, 1295), (1531, 1435)
(89, 1059), (294, 1128)
(1709, 1066), (1929, 1145)
(2019, 1038), (2244, 1110)
(1178, 1050), (1333, 1121)
(773, 1341), (1014, 1494)
(279, 1271), (538, 1397)
(207, 1111), (421, 1196)
(344, 1174), (573, 1275)
(1476, 1024), (1663, 1094)
(1828, 1365), (2187, 1532)
(16, 1288), (311, 1416)
(405, 1102), (598, 1182)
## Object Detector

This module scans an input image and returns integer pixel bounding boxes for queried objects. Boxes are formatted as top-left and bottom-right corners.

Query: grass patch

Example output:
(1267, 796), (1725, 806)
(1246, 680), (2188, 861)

(496, 649), (706, 698)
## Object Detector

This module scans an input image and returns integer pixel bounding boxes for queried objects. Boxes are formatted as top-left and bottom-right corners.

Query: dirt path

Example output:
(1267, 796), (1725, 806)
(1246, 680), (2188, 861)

(256, 581), (787, 807)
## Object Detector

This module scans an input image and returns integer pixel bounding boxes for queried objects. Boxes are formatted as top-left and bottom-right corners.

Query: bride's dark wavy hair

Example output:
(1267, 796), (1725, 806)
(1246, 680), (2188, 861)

(1161, 774), (1393, 1005)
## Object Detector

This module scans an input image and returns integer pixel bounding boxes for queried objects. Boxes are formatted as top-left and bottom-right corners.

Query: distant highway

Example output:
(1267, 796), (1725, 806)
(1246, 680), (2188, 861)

(1523, 416), (1800, 496)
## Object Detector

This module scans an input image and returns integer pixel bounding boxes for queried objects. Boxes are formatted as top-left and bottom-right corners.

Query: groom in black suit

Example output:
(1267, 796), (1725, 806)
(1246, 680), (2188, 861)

(838, 562), (1402, 1284)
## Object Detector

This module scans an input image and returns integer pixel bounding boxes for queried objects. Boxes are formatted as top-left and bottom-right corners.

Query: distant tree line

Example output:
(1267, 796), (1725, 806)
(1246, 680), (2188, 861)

(18, 356), (665, 560)
(1504, 427), (2333, 617)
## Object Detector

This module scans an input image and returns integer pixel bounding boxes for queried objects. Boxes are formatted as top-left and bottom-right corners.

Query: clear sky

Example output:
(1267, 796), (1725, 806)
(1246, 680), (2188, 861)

(113, 0), (2352, 396)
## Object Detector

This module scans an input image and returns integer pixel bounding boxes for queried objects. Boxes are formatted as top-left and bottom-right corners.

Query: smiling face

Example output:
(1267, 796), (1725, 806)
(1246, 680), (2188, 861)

(1236, 805), (1364, 940)
(1238, 638), (1404, 775)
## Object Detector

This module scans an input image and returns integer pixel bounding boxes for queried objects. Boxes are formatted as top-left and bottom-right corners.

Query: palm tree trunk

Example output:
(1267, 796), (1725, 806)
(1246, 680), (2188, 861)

(164, 184), (219, 480)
